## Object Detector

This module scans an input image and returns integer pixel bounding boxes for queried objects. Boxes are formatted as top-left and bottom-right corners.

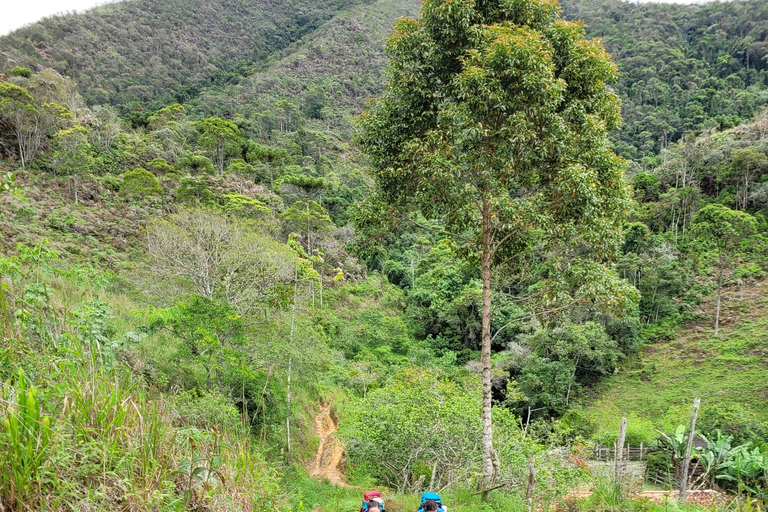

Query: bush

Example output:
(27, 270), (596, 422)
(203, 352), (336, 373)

(733, 262), (766, 280)
(342, 367), (483, 491)
(7, 67), (32, 78)
(178, 154), (215, 175)
(645, 450), (673, 484)
(593, 416), (656, 446)
(120, 168), (163, 200)
(147, 157), (178, 176)
(176, 177), (215, 204)
(171, 390), (241, 432)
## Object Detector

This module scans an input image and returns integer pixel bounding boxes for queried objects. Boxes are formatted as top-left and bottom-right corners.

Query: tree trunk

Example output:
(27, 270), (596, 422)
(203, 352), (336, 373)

(16, 127), (26, 169)
(286, 354), (292, 457)
(480, 202), (494, 488)
(260, 363), (274, 445)
(715, 255), (724, 336)
(679, 398), (701, 501)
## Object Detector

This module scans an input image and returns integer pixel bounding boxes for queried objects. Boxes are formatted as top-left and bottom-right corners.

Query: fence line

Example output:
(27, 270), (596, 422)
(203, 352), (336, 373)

(590, 443), (658, 462)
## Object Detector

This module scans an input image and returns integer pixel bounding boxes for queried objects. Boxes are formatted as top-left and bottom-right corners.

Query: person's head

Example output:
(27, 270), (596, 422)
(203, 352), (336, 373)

(423, 500), (438, 512)
(367, 501), (381, 512)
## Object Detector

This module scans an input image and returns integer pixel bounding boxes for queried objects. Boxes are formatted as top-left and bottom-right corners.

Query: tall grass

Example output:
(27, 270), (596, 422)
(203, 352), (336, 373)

(0, 261), (287, 511)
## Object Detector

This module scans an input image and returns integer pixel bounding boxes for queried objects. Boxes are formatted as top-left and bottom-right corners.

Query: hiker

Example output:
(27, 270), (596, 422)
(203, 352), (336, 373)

(359, 491), (386, 512)
(417, 493), (446, 512)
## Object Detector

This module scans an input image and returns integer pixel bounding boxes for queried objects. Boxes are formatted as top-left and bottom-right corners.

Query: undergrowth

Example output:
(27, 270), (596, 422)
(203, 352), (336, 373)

(0, 247), (287, 511)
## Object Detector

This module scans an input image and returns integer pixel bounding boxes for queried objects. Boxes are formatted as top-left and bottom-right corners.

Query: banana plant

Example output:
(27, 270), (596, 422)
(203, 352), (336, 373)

(693, 430), (749, 489)
(659, 425), (689, 460)
(717, 446), (768, 500)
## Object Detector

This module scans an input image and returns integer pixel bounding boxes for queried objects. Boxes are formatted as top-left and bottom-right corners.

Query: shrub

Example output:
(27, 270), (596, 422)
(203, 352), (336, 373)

(645, 450), (673, 484)
(120, 168), (163, 200)
(7, 67), (32, 78)
(178, 154), (215, 175)
(147, 157), (178, 176)
(172, 390), (241, 432)
(176, 177), (215, 205)
(221, 193), (271, 217)
(733, 262), (766, 280)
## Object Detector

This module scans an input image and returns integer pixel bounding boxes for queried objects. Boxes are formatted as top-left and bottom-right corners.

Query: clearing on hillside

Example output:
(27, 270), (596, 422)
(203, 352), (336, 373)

(585, 279), (768, 438)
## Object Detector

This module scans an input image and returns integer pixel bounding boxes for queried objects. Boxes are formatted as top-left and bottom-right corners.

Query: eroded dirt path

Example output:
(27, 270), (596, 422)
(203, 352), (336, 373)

(309, 402), (350, 487)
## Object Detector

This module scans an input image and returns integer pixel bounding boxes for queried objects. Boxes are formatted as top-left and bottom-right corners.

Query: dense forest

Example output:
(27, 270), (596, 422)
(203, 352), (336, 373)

(0, 0), (767, 510)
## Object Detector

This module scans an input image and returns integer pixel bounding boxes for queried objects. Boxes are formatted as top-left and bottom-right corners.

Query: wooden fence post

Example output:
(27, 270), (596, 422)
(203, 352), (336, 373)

(526, 457), (536, 512)
(615, 417), (627, 482)
(679, 398), (701, 500)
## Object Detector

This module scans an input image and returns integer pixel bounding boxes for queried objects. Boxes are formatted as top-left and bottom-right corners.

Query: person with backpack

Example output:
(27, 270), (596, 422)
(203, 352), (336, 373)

(417, 492), (446, 512)
(359, 491), (385, 512)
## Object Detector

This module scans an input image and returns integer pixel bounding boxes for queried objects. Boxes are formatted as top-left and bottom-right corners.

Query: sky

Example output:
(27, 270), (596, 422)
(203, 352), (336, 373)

(1, 0), (116, 36)
(0, 0), (723, 37)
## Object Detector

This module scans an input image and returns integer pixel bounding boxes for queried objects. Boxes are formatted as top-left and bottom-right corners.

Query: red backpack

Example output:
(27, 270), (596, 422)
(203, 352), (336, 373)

(359, 491), (385, 512)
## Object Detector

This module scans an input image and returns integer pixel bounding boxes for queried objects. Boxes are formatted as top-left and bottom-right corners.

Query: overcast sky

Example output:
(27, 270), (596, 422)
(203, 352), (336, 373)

(0, 0), (721, 37)
(1, 0), (115, 36)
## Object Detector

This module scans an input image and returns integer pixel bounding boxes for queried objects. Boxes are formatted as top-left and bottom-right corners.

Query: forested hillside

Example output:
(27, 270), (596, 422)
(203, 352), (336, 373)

(565, 0), (768, 163)
(0, 0), (373, 108)
(1, 0), (768, 510)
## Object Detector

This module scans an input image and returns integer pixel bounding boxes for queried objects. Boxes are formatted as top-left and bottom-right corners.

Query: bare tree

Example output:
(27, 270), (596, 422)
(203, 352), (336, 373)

(147, 208), (296, 317)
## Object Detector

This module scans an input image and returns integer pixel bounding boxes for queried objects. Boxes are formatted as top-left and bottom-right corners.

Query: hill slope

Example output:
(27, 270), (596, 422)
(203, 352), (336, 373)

(0, 0), (365, 108)
(3, 0), (768, 168)
(585, 279), (768, 442)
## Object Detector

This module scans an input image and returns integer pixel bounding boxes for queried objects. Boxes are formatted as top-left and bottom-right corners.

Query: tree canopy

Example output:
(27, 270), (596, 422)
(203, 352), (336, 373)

(356, 0), (637, 486)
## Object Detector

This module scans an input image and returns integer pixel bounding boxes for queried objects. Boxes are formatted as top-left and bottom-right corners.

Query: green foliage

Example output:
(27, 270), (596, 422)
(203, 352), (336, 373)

(563, 0), (768, 162)
(645, 450), (673, 483)
(176, 177), (215, 204)
(0, 370), (53, 511)
(148, 103), (187, 128)
(691, 204), (757, 258)
(178, 154), (215, 175)
(0, 252), (287, 511)
(2, 0), (768, 504)
(159, 295), (245, 389)
(7, 67), (32, 78)
(342, 367), (482, 491)
(197, 117), (243, 176)
(221, 193), (271, 217)
(0, 172), (17, 194)
(174, 429), (233, 508)
(281, 200), (333, 253)
(120, 168), (163, 200)
(147, 157), (177, 176)
(507, 322), (625, 418)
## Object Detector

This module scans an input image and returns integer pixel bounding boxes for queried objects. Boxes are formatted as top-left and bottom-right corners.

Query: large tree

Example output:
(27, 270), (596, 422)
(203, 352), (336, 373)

(690, 204), (756, 336)
(356, 0), (634, 486)
(198, 117), (243, 176)
(147, 208), (296, 318)
(53, 125), (93, 205)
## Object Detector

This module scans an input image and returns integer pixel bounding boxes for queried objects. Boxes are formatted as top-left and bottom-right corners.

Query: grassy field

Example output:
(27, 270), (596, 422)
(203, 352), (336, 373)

(584, 279), (768, 443)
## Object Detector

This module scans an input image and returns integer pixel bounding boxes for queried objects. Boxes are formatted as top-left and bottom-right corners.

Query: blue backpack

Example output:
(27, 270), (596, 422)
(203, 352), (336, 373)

(417, 492), (444, 512)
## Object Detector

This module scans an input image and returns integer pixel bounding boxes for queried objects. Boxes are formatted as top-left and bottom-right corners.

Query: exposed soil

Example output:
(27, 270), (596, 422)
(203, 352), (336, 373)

(561, 489), (727, 507)
(309, 402), (350, 487)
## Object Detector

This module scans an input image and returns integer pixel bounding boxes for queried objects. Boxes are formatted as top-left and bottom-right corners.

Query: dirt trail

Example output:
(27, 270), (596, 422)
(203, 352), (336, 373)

(309, 402), (350, 487)
(562, 490), (726, 506)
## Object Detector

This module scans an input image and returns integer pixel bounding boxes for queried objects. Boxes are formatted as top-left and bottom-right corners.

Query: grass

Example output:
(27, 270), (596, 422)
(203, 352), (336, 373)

(584, 279), (768, 442)
(0, 259), (288, 511)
